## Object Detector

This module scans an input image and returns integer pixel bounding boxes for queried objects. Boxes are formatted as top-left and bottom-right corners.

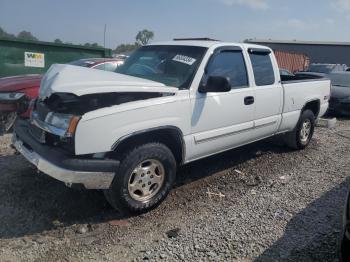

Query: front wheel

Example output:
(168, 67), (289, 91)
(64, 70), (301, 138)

(104, 143), (176, 214)
(284, 109), (315, 150)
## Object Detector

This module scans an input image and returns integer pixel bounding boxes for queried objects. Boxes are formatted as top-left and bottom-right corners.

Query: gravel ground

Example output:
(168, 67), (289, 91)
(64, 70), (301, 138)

(0, 118), (349, 262)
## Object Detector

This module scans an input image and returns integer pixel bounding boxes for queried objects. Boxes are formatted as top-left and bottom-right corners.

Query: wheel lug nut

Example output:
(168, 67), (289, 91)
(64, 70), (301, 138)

(150, 175), (154, 178)
(141, 173), (145, 177)
(148, 182), (151, 185)
(147, 171), (151, 174)
(139, 180), (142, 183)
(142, 184), (145, 188)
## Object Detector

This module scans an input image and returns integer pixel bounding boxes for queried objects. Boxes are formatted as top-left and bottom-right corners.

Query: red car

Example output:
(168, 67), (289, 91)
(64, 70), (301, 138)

(0, 57), (125, 133)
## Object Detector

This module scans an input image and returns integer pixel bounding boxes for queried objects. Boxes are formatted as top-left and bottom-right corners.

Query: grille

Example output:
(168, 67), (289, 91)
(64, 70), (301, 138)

(29, 123), (46, 143)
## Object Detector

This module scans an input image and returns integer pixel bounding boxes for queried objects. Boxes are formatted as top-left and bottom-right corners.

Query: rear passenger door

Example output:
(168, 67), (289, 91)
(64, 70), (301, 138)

(248, 48), (283, 139)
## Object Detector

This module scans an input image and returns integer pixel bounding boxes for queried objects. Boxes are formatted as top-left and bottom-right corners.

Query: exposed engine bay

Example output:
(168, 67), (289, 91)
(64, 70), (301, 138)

(39, 91), (173, 115)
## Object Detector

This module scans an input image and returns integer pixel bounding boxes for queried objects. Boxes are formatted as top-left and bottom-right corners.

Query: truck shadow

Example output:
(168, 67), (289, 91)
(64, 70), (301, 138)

(0, 138), (297, 239)
(175, 138), (289, 187)
(254, 178), (350, 262)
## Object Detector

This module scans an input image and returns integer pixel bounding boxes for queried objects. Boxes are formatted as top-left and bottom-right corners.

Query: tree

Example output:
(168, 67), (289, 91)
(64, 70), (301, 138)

(91, 42), (100, 48)
(83, 42), (102, 48)
(114, 43), (140, 54)
(54, 38), (62, 43)
(136, 29), (154, 45)
(113, 30), (155, 54)
(17, 31), (38, 41)
(0, 26), (16, 39)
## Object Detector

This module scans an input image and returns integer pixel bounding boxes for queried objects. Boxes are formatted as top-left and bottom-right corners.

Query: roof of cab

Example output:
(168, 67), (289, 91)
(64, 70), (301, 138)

(148, 40), (269, 50)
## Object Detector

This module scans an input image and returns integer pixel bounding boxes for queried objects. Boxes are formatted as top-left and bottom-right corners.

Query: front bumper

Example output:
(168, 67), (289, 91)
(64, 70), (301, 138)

(12, 120), (119, 189)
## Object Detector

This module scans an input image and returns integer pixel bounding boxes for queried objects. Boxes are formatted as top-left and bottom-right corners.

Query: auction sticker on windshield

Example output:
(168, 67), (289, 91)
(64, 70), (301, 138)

(172, 54), (196, 65)
(24, 52), (45, 68)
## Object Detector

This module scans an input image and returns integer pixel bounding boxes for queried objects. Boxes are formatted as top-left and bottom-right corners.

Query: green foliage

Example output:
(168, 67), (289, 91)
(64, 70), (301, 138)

(0, 27), (104, 48)
(17, 31), (38, 41)
(0, 26), (153, 54)
(83, 42), (103, 48)
(113, 29), (154, 54)
(0, 26), (16, 39)
(0, 27), (38, 41)
(136, 29), (154, 45)
(54, 38), (63, 43)
(114, 43), (140, 54)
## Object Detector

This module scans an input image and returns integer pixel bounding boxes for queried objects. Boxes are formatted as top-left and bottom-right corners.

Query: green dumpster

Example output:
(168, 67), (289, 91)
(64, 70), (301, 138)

(0, 38), (112, 77)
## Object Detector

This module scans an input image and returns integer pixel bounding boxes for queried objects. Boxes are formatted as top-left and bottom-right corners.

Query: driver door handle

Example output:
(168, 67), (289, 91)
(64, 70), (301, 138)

(244, 96), (255, 105)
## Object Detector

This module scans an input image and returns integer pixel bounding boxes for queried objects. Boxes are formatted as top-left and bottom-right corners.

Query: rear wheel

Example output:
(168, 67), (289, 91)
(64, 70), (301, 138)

(104, 143), (176, 214)
(285, 109), (315, 150)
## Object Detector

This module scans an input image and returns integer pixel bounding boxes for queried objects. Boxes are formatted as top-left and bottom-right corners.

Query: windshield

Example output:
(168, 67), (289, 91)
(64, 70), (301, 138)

(115, 45), (207, 89)
(306, 64), (334, 74)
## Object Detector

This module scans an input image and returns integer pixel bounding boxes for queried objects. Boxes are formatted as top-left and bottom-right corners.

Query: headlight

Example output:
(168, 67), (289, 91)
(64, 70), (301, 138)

(45, 112), (80, 137)
(0, 92), (25, 101)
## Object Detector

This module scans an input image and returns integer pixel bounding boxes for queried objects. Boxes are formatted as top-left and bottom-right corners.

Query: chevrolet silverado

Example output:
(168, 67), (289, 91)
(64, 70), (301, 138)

(12, 39), (331, 213)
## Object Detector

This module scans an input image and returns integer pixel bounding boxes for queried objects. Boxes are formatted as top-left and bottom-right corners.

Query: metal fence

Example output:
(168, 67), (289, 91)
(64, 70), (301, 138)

(0, 38), (112, 77)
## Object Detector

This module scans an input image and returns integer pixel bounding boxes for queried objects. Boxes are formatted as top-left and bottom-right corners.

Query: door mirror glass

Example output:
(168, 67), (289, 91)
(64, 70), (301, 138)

(198, 75), (231, 93)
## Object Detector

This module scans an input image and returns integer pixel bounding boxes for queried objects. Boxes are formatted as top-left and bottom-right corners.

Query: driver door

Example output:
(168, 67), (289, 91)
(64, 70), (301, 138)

(188, 47), (255, 161)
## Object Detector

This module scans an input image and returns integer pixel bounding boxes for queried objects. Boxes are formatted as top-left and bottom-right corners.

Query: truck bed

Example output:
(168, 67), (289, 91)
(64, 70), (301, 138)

(281, 73), (330, 115)
(276, 73), (331, 133)
(280, 74), (326, 84)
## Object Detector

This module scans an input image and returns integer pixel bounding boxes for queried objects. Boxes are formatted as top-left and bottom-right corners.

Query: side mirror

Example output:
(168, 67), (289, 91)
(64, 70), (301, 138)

(198, 76), (231, 93)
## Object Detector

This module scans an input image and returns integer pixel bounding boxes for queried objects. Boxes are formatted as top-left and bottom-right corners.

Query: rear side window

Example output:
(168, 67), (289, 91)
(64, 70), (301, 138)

(206, 51), (248, 89)
(249, 52), (275, 86)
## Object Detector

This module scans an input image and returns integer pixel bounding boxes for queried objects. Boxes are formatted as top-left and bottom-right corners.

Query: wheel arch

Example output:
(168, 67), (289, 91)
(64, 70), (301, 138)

(111, 126), (186, 165)
(302, 99), (320, 118)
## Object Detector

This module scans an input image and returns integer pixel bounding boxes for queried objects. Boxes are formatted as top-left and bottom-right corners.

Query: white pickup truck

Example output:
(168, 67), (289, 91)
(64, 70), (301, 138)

(12, 39), (330, 213)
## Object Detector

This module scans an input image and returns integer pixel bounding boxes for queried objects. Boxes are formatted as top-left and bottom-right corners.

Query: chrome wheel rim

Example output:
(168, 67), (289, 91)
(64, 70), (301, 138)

(300, 119), (312, 143)
(128, 159), (165, 202)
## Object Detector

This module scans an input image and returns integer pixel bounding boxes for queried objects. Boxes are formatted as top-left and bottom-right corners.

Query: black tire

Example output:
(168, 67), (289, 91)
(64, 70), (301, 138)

(104, 143), (176, 214)
(284, 109), (315, 150)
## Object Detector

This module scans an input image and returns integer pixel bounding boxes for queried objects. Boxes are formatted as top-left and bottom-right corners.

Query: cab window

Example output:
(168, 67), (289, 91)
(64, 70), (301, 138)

(205, 51), (248, 89)
(249, 52), (275, 86)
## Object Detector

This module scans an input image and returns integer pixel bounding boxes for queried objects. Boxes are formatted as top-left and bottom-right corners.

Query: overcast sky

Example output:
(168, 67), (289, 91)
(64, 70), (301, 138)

(0, 0), (349, 48)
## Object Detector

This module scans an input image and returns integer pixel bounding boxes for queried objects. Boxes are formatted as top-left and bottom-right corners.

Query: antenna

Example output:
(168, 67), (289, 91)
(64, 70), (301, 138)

(104, 24), (106, 49)
(103, 24), (107, 70)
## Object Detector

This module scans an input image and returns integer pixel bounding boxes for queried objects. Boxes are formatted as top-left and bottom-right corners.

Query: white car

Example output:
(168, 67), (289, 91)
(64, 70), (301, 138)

(12, 40), (331, 213)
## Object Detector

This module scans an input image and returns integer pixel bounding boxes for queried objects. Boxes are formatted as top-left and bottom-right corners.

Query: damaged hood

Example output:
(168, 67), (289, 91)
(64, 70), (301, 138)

(39, 64), (177, 99)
